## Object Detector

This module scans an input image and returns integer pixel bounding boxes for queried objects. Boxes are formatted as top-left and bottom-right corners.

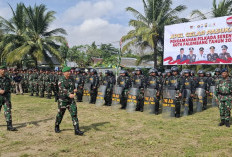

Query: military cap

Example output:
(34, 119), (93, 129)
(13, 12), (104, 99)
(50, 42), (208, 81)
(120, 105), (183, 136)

(221, 45), (228, 49)
(221, 68), (228, 73)
(210, 46), (215, 49)
(62, 66), (71, 72)
(189, 47), (194, 51)
(199, 47), (204, 51)
(0, 65), (6, 69)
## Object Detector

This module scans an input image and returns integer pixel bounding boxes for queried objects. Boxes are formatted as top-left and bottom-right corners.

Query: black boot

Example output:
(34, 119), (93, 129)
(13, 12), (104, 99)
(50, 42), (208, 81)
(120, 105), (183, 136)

(74, 124), (84, 136)
(225, 120), (230, 127)
(55, 125), (61, 133)
(218, 119), (225, 126)
(30, 93), (33, 96)
(7, 121), (17, 131)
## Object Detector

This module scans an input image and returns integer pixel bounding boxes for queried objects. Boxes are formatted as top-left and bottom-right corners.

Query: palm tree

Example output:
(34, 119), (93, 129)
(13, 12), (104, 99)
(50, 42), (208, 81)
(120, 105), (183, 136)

(0, 3), (67, 67)
(191, 0), (232, 19)
(122, 0), (188, 68)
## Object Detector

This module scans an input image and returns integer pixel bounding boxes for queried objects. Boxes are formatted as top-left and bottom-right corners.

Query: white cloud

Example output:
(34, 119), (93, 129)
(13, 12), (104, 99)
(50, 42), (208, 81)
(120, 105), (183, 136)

(62, 0), (113, 23)
(62, 18), (130, 46)
(0, 3), (11, 19)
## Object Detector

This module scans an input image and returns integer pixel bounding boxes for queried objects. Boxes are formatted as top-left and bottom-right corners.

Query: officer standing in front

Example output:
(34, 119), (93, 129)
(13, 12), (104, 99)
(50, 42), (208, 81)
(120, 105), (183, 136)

(215, 69), (232, 127)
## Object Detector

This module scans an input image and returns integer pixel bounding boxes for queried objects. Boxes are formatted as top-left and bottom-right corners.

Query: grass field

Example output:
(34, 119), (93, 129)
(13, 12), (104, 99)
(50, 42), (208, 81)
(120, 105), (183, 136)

(0, 94), (231, 157)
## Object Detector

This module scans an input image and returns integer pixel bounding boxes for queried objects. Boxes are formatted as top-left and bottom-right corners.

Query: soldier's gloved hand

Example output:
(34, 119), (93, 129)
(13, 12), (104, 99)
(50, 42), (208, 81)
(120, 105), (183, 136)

(69, 94), (75, 99)
(0, 90), (5, 94)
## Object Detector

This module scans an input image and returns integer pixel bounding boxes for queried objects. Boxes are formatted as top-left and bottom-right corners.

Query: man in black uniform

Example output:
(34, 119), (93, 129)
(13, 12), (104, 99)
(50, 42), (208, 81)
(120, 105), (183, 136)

(195, 70), (209, 110)
(75, 68), (84, 102)
(146, 68), (161, 115)
(132, 68), (146, 112)
(89, 69), (99, 104)
(117, 70), (131, 109)
(207, 46), (219, 62)
(102, 70), (114, 106)
(180, 69), (195, 115)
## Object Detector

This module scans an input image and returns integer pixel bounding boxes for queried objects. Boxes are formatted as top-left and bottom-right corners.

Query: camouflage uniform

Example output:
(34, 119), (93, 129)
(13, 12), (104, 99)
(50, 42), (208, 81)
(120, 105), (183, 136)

(215, 77), (232, 125)
(44, 73), (52, 99)
(38, 72), (45, 97)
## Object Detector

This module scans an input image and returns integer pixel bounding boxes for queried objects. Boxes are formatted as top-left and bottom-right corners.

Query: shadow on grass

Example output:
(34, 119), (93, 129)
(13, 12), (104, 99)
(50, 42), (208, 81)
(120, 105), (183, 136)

(62, 122), (110, 132)
(0, 117), (54, 129)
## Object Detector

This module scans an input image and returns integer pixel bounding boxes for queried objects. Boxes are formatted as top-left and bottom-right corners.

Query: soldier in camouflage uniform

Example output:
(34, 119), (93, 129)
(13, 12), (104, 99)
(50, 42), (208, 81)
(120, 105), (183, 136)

(38, 70), (45, 98)
(117, 70), (131, 109)
(44, 70), (52, 99)
(0, 66), (17, 131)
(28, 70), (34, 96)
(33, 69), (39, 96)
(215, 69), (231, 127)
(55, 66), (84, 135)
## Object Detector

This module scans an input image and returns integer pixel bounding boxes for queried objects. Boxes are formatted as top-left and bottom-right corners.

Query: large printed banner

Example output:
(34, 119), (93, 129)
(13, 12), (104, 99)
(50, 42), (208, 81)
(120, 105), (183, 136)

(164, 16), (232, 65)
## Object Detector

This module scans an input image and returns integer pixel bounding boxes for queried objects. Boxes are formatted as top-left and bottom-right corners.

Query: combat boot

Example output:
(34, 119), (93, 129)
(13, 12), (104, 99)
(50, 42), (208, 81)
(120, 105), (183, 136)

(225, 120), (230, 127)
(7, 121), (17, 131)
(74, 124), (84, 136)
(218, 119), (225, 126)
(55, 125), (61, 133)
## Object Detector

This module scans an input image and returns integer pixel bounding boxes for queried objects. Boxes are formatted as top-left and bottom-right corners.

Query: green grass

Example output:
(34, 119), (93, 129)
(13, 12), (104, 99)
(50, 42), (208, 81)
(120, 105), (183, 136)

(0, 94), (231, 157)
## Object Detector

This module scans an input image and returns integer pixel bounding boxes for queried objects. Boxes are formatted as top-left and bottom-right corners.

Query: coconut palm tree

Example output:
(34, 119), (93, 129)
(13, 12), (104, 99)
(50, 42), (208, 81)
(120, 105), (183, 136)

(191, 0), (232, 20)
(122, 0), (188, 67)
(0, 3), (67, 67)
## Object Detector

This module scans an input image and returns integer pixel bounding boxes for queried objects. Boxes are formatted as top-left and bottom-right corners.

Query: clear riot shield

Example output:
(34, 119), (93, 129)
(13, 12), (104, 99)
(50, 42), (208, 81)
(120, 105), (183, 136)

(182, 89), (191, 116)
(126, 88), (139, 113)
(111, 86), (123, 110)
(209, 86), (217, 107)
(162, 89), (176, 118)
(83, 83), (91, 102)
(195, 88), (205, 112)
(144, 88), (157, 114)
(96, 85), (107, 107)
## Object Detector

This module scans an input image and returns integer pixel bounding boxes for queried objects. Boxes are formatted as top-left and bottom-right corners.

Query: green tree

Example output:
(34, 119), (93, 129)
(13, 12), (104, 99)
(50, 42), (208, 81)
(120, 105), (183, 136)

(0, 3), (67, 67)
(122, 0), (188, 68)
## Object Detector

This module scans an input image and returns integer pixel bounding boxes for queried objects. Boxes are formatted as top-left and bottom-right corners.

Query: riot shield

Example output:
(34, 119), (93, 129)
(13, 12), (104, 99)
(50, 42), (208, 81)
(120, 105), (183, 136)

(209, 86), (217, 107)
(126, 88), (139, 113)
(182, 89), (191, 116)
(144, 88), (157, 114)
(96, 85), (107, 107)
(195, 88), (205, 112)
(162, 89), (176, 118)
(83, 83), (91, 102)
(111, 86), (123, 110)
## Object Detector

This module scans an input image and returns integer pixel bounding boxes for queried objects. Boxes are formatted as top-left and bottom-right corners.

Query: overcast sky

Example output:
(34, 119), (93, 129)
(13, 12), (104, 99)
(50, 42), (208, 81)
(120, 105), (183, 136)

(0, 0), (215, 47)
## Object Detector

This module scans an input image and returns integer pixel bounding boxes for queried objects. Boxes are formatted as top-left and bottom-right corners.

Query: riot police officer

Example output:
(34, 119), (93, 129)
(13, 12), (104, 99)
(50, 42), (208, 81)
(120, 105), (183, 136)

(132, 68), (146, 112)
(117, 70), (131, 109)
(89, 69), (99, 104)
(102, 70), (114, 106)
(146, 68), (161, 114)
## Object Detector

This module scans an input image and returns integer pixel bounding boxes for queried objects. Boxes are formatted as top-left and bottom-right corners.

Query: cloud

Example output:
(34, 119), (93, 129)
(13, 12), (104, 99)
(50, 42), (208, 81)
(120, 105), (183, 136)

(60, 18), (130, 47)
(0, 2), (11, 19)
(61, 0), (113, 23)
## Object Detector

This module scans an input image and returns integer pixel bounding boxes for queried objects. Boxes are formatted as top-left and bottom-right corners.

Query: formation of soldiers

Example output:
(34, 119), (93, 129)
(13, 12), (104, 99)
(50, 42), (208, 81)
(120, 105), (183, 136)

(1, 66), (231, 133)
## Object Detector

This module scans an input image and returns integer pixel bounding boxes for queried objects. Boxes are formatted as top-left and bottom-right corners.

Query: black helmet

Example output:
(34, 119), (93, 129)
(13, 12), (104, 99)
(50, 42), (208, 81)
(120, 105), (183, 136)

(90, 69), (97, 73)
(105, 70), (110, 74)
(198, 70), (205, 74)
(75, 68), (81, 72)
(171, 66), (179, 72)
(215, 68), (221, 73)
(206, 71), (211, 76)
(149, 68), (158, 74)
(183, 69), (191, 74)
(165, 69), (172, 73)
(120, 70), (126, 74)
